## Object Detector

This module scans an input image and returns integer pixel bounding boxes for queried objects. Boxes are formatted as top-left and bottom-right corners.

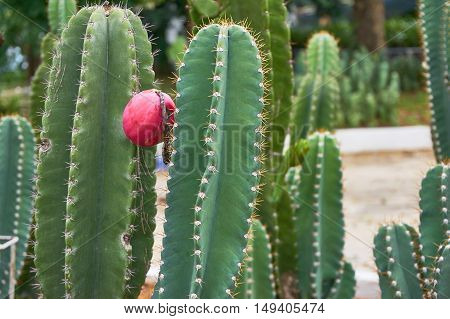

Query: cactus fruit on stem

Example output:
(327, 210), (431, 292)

(153, 23), (265, 299)
(31, 0), (77, 132)
(291, 32), (340, 140)
(34, 5), (156, 298)
(0, 116), (36, 298)
(419, 0), (449, 162)
(285, 132), (355, 299)
(236, 220), (276, 299)
(373, 163), (450, 299)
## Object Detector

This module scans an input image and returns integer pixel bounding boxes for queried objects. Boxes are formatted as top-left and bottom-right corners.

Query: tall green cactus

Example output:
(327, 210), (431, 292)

(34, 5), (156, 299)
(31, 0), (77, 131)
(291, 32), (340, 141)
(236, 220), (276, 299)
(0, 116), (35, 298)
(373, 163), (450, 299)
(419, 0), (449, 161)
(285, 132), (355, 299)
(153, 23), (265, 299)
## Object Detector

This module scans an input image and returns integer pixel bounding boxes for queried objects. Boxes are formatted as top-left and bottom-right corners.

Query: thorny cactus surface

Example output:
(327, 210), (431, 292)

(153, 23), (265, 299)
(34, 5), (156, 299)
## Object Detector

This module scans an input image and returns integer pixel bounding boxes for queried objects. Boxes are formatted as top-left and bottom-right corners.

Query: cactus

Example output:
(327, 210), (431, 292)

(430, 240), (450, 298)
(285, 132), (355, 299)
(236, 220), (276, 299)
(0, 116), (36, 298)
(291, 32), (340, 140)
(31, 0), (77, 132)
(34, 5), (156, 299)
(373, 163), (450, 299)
(153, 23), (265, 299)
(419, 0), (449, 161)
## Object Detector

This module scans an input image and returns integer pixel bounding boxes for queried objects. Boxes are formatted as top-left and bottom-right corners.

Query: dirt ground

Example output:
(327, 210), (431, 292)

(144, 149), (435, 299)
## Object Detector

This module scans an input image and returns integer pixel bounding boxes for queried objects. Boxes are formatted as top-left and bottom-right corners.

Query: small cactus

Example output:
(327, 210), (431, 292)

(236, 220), (276, 299)
(373, 163), (450, 299)
(153, 23), (265, 299)
(0, 116), (36, 298)
(419, 0), (449, 161)
(285, 132), (355, 299)
(34, 5), (157, 299)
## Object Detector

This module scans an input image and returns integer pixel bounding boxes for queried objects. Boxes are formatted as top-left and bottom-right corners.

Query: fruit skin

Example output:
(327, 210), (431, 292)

(122, 89), (175, 147)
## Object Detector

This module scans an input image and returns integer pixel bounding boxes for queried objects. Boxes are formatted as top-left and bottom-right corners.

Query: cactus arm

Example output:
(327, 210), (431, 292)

(237, 220), (276, 299)
(34, 7), (93, 298)
(156, 24), (264, 299)
(419, 164), (449, 271)
(266, 0), (293, 157)
(153, 25), (217, 299)
(292, 132), (344, 298)
(48, 0), (77, 34)
(431, 241), (450, 299)
(124, 148), (157, 298)
(30, 34), (57, 132)
(328, 261), (356, 299)
(419, 0), (450, 161)
(0, 117), (35, 298)
(373, 224), (424, 299)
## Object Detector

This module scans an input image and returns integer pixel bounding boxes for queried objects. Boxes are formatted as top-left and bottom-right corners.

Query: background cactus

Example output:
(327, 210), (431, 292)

(0, 116), (35, 298)
(236, 220), (276, 299)
(30, 0), (77, 131)
(34, 5), (156, 298)
(373, 163), (450, 299)
(419, 0), (449, 162)
(285, 132), (355, 299)
(291, 32), (340, 141)
(153, 23), (265, 299)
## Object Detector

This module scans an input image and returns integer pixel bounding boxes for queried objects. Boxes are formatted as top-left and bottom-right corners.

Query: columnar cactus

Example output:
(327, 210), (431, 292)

(430, 240), (450, 298)
(419, 0), (449, 161)
(0, 116), (35, 298)
(236, 220), (276, 299)
(31, 0), (77, 131)
(373, 163), (450, 299)
(34, 5), (156, 299)
(153, 23), (265, 299)
(291, 32), (340, 140)
(285, 132), (355, 299)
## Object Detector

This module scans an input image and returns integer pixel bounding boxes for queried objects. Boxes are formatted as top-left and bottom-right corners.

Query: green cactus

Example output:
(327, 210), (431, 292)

(236, 220), (276, 299)
(153, 23), (265, 299)
(419, 0), (449, 161)
(373, 163), (450, 299)
(31, 0), (77, 132)
(373, 224), (425, 299)
(0, 116), (36, 298)
(291, 32), (340, 140)
(34, 5), (156, 299)
(285, 132), (355, 299)
(430, 240), (450, 298)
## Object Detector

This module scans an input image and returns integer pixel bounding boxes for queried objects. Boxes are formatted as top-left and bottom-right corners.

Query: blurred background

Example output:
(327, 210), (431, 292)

(0, 0), (426, 129)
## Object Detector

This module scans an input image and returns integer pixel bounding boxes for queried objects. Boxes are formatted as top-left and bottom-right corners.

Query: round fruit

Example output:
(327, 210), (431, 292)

(122, 89), (175, 147)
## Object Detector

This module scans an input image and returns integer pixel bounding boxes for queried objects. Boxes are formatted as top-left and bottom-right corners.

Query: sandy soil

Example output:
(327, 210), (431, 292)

(146, 150), (436, 298)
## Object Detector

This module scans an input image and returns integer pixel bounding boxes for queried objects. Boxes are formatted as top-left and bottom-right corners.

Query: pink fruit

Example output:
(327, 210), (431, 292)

(122, 89), (175, 147)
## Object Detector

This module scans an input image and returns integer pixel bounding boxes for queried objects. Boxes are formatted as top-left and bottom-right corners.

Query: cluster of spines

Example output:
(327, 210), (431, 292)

(0, 116), (36, 298)
(429, 240), (450, 298)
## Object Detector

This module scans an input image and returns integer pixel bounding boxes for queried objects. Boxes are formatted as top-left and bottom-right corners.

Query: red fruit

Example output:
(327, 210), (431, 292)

(122, 89), (175, 147)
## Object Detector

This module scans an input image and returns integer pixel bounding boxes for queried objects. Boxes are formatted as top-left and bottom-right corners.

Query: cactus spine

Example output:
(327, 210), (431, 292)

(153, 23), (265, 299)
(34, 5), (156, 298)
(419, 0), (449, 161)
(0, 116), (35, 298)
(237, 220), (276, 299)
(291, 32), (340, 140)
(31, 0), (77, 131)
(285, 132), (355, 299)
(373, 163), (450, 299)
